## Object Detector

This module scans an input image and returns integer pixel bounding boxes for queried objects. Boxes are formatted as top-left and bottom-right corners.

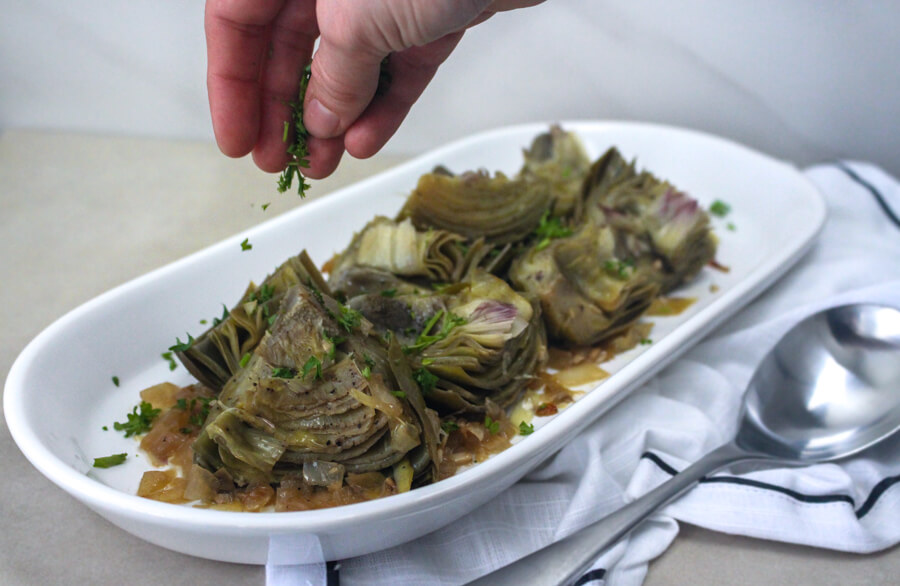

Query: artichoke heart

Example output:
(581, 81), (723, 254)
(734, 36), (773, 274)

(177, 250), (330, 391)
(398, 169), (552, 245)
(193, 281), (436, 486)
(330, 216), (502, 284)
(407, 271), (547, 412)
(583, 148), (717, 293)
(331, 216), (464, 281)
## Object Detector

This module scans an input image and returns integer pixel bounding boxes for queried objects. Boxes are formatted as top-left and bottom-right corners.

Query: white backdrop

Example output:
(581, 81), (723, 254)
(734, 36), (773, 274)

(2, 0), (899, 175)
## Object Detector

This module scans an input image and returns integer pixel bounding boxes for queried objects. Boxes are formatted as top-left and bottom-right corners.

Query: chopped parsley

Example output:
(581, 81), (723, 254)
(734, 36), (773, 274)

(391, 390), (407, 399)
(168, 334), (194, 353)
(518, 421), (535, 436)
(403, 310), (466, 353)
(261, 203), (270, 211)
(603, 259), (635, 279)
(113, 401), (160, 438)
(727, 222), (736, 231)
(441, 421), (459, 434)
(239, 352), (252, 368)
(111, 376), (120, 387)
(189, 397), (213, 427)
(484, 415), (500, 435)
(534, 210), (572, 251)
(271, 366), (296, 379)
(93, 453), (127, 469)
(161, 351), (177, 371)
(413, 367), (439, 394)
(277, 64), (312, 197)
(380, 288), (397, 298)
(640, 338), (653, 345)
(212, 304), (230, 327)
(301, 356), (323, 380)
(240, 237), (253, 251)
(335, 305), (363, 333)
(324, 334), (345, 360)
(361, 365), (371, 379)
(709, 199), (731, 217)
(250, 284), (275, 304)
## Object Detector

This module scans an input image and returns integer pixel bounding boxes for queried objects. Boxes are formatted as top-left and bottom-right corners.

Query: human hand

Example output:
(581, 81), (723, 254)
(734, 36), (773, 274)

(206, 0), (544, 180)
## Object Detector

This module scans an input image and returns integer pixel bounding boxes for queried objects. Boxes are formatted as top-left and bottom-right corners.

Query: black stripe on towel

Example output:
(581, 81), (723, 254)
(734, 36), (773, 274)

(856, 474), (900, 519)
(573, 568), (607, 585)
(836, 162), (900, 228)
(640, 452), (897, 519)
(326, 560), (340, 586)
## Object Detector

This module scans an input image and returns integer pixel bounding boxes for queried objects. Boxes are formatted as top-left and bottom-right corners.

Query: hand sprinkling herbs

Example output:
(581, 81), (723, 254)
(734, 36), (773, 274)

(206, 1), (545, 180)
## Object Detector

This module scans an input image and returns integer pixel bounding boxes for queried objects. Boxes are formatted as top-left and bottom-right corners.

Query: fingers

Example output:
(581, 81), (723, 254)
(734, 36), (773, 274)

(251, 0), (318, 172)
(344, 32), (465, 159)
(303, 1), (490, 141)
(207, 0), (547, 176)
(489, 0), (546, 11)
(303, 37), (386, 140)
(303, 135), (346, 179)
(205, 0), (286, 158)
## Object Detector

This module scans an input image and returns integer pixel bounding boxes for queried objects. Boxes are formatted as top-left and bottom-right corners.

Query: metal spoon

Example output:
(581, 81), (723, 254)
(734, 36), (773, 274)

(467, 302), (900, 586)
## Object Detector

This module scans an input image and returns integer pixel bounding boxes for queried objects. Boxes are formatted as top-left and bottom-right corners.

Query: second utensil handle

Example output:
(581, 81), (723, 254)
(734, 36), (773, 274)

(466, 441), (753, 586)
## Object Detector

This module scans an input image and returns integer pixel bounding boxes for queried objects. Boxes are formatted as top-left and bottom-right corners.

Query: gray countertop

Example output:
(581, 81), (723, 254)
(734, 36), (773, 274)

(1, 130), (896, 585)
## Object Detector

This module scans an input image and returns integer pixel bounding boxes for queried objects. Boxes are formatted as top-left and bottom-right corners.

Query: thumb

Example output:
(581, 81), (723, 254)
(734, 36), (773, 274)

(303, 38), (385, 139)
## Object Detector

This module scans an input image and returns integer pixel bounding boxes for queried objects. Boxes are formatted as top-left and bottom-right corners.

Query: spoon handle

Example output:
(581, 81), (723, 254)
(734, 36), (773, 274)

(466, 441), (754, 586)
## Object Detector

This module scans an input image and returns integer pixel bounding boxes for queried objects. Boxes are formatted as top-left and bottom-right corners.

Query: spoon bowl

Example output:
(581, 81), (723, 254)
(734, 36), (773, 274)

(738, 303), (900, 461)
(469, 303), (900, 586)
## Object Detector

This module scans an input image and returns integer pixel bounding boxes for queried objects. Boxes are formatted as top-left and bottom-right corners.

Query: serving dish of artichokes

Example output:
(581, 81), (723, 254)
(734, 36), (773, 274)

(5, 121), (826, 563)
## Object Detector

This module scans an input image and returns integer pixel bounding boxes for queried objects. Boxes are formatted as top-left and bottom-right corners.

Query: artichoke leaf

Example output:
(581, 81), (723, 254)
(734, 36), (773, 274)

(388, 339), (442, 472)
(519, 124), (592, 218)
(197, 406), (286, 485)
(398, 169), (552, 245)
(177, 250), (329, 391)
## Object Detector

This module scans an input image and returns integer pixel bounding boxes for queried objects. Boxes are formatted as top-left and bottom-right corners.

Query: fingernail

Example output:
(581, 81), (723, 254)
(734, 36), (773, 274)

(305, 98), (341, 137)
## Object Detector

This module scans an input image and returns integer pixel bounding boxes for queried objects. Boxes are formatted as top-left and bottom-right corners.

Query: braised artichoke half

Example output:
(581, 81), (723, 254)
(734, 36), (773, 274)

(329, 216), (509, 285)
(519, 124), (593, 218)
(509, 218), (660, 347)
(339, 269), (546, 413)
(397, 169), (552, 245)
(192, 283), (441, 488)
(176, 251), (329, 391)
(412, 271), (547, 412)
(583, 148), (717, 293)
